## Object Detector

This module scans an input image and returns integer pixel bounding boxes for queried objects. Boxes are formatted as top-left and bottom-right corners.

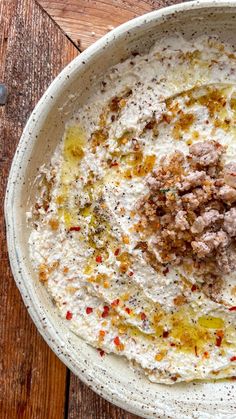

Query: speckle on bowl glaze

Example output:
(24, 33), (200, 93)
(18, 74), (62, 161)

(5, 2), (236, 418)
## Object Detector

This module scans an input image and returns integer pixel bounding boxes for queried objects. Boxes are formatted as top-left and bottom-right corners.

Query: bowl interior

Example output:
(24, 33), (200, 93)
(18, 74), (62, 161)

(6, 2), (236, 418)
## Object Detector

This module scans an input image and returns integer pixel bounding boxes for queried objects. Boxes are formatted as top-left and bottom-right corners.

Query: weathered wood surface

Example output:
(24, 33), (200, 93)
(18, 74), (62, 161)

(0, 0), (78, 418)
(37, 0), (186, 50)
(1, 0), (186, 418)
(68, 375), (141, 419)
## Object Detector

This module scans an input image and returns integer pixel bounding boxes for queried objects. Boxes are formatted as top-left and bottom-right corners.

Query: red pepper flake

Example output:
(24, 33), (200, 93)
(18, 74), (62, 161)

(170, 343), (176, 347)
(86, 307), (93, 315)
(230, 356), (236, 362)
(110, 161), (119, 167)
(125, 307), (131, 314)
(140, 312), (147, 321)
(101, 305), (110, 318)
(111, 298), (120, 307)
(229, 306), (236, 311)
(128, 271), (134, 277)
(163, 330), (169, 338)
(194, 345), (198, 357)
(191, 284), (197, 292)
(66, 311), (73, 320)
(99, 349), (105, 357)
(114, 248), (120, 256)
(217, 330), (224, 338)
(216, 336), (223, 347)
(69, 226), (81, 232)
(114, 336), (121, 346)
(96, 255), (102, 263)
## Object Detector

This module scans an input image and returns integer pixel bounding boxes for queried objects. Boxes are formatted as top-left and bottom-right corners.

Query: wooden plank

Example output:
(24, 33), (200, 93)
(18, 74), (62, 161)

(0, 1), (78, 418)
(67, 376), (140, 419)
(37, 0), (188, 50)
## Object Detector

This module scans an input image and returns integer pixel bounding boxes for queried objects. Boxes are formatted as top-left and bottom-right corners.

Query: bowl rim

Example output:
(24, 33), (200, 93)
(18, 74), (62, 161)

(5, 1), (236, 417)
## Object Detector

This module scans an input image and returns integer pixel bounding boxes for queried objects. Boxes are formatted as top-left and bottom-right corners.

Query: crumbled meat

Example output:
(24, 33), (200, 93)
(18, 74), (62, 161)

(217, 247), (235, 275)
(178, 171), (206, 191)
(191, 210), (223, 234)
(202, 209), (224, 227)
(191, 240), (210, 258)
(175, 211), (189, 231)
(146, 175), (162, 190)
(224, 162), (236, 188)
(223, 208), (236, 237)
(191, 230), (229, 258)
(182, 188), (212, 210)
(142, 201), (156, 221)
(138, 140), (236, 294)
(218, 185), (236, 203)
(182, 192), (202, 210)
(189, 140), (224, 167)
(190, 218), (203, 235)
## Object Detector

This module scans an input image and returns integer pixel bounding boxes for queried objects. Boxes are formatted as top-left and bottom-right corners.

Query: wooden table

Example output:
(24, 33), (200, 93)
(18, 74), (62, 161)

(0, 1), (185, 417)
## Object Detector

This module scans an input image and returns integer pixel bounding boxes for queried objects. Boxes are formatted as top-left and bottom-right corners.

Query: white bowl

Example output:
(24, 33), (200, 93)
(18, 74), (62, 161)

(5, 1), (236, 417)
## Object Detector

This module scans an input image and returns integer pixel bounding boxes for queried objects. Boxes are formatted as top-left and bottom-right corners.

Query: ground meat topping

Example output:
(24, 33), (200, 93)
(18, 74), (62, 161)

(191, 230), (229, 258)
(223, 208), (236, 237)
(189, 140), (224, 167)
(138, 140), (236, 296)
(218, 185), (236, 203)
(191, 210), (223, 234)
(224, 162), (236, 188)
(178, 171), (206, 191)
(175, 210), (190, 231)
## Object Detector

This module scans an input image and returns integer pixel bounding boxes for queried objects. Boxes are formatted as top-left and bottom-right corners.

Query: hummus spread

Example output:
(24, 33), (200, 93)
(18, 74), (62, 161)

(28, 35), (236, 384)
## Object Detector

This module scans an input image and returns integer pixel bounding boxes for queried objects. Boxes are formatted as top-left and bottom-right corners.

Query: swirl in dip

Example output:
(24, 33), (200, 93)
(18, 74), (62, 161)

(28, 36), (236, 384)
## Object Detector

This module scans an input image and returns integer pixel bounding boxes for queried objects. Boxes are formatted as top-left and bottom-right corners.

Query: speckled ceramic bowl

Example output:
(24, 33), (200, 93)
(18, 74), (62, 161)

(5, 1), (236, 417)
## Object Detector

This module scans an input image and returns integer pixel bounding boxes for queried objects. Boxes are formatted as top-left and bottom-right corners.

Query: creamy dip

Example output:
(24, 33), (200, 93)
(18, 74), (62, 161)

(28, 35), (236, 384)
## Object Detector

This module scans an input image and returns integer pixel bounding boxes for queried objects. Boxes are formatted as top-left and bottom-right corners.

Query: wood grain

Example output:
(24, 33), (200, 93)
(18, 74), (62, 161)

(37, 0), (188, 50)
(0, 0), (78, 418)
(68, 376), (140, 419)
